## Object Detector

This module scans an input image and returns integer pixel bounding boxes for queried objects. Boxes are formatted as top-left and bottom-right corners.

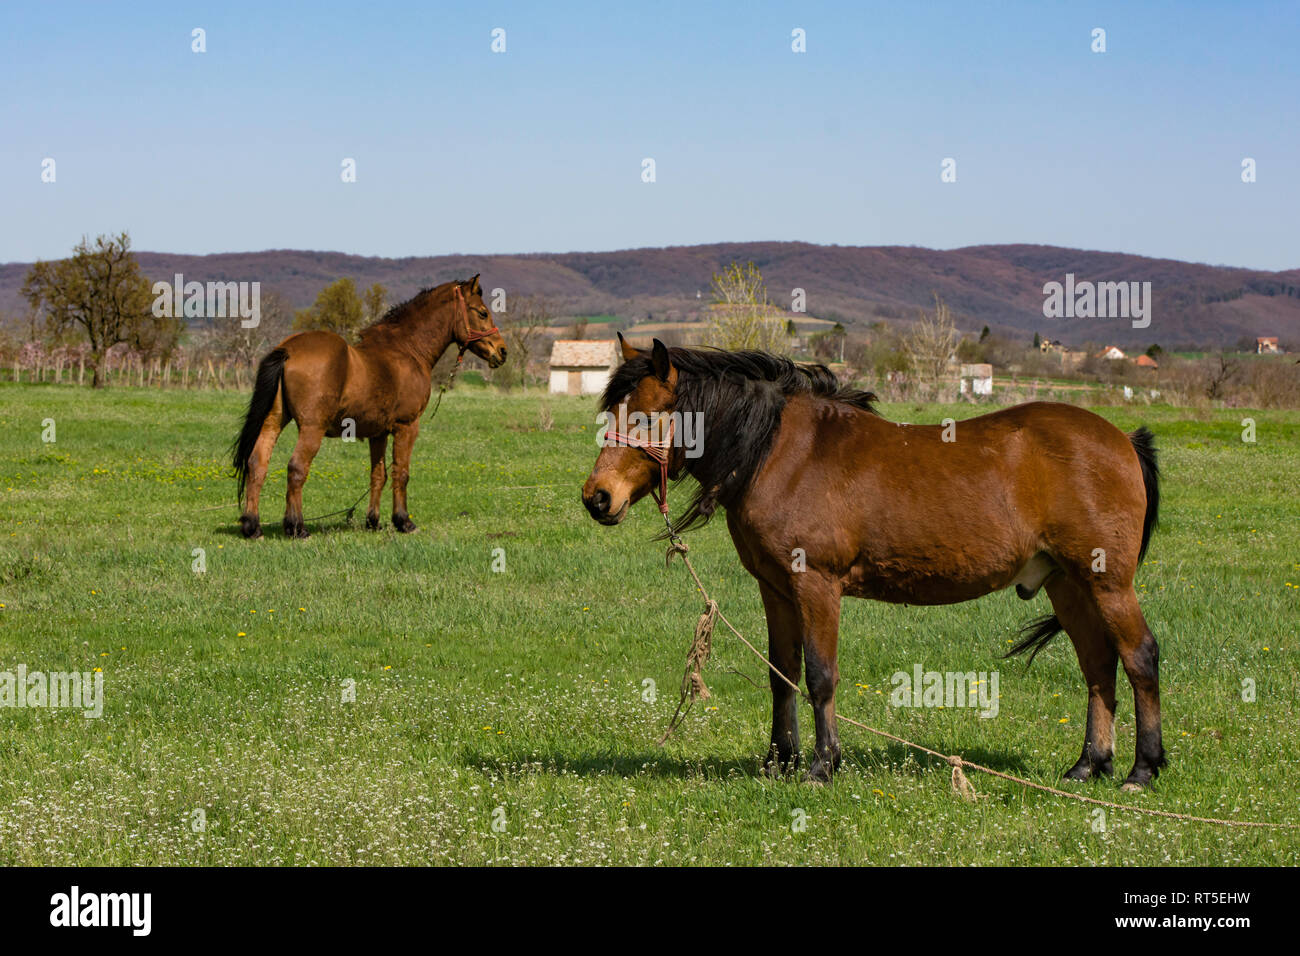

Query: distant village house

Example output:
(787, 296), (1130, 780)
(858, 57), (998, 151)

(1256, 336), (1282, 354)
(958, 363), (993, 397)
(549, 339), (619, 396)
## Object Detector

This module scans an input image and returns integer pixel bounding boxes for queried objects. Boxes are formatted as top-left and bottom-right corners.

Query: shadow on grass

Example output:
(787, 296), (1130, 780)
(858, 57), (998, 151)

(209, 518), (368, 539)
(845, 742), (1037, 779)
(457, 745), (757, 779)
(456, 741), (1040, 783)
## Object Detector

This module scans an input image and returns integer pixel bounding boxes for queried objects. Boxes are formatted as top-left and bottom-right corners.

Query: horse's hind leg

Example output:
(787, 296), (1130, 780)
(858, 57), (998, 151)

(797, 576), (843, 783)
(1095, 586), (1165, 790)
(283, 424), (325, 539)
(239, 394), (286, 539)
(758, 581), (802, 776)
(366, 434), (388, 530)
(1046, 577), (1118, 780)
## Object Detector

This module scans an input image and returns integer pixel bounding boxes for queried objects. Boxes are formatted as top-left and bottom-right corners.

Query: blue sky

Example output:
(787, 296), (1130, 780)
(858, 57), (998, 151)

(2, 1), (1296, 268)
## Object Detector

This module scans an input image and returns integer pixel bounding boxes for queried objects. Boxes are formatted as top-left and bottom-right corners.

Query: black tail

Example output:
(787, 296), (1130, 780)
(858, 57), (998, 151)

(1005, 613), (1064, 664)
(1129, 425), (1160, 564)
(231, 347), (287, 505)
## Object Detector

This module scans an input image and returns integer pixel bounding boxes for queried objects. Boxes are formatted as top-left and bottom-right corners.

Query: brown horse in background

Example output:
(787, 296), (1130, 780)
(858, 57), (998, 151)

(583, 337), (1164, 791)
(232, 276), (506, 538)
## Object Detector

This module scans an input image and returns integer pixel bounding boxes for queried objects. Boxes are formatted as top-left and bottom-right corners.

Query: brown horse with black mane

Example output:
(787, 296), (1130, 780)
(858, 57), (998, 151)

(583, 336), (1164, 791)
(233, 276), (506, 539)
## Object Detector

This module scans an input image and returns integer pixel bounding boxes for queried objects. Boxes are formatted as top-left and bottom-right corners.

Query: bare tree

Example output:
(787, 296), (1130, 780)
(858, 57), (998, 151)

(1203, 352), (1239, 400)
(905, 294), (958, 400)
(490, 293), (553, 389)
(206, 289), (294, 367)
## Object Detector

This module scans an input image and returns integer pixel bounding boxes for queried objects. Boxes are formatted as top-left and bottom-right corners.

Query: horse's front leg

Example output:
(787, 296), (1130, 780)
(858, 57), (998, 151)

(798, 575), (843, 783)
(758, 581), (802, 776)
(366, 434), (388, 530)
(389, 421), (419, 533)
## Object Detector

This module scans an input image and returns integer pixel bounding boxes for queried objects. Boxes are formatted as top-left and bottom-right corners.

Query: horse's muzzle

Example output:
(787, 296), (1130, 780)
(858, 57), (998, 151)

(583, 487), (627, 525)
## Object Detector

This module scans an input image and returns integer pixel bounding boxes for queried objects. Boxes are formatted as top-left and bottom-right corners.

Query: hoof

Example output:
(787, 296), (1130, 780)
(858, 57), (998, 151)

(803, 758), (835, 785)
(239, 516), (263, 539)
(1121, 759), (1162, 792)
(1064, 755), (1113, 782)
(282, 520), (310, 539)
(392, 514), (417, 534)
(762, 751), (799, 779)
(365, 514), (381, 531)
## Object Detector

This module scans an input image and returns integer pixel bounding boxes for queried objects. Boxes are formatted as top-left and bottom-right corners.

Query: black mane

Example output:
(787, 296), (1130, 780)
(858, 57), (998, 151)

(601, 347), (878, 534)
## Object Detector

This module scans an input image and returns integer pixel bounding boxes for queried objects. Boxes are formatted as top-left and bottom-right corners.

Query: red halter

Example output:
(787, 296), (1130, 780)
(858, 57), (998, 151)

(452, 286), (500, 364)
(603, 418), (675, 514)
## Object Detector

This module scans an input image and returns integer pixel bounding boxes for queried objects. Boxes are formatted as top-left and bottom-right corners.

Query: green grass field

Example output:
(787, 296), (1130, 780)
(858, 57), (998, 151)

(0, 383), (1297, 865)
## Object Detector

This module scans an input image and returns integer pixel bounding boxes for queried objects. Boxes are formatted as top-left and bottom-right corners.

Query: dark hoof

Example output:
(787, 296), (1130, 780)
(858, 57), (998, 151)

(392, 514), (417, 533)
(282, 519), (310, 539)
(1120, 769), (1158, 792)
(1064, 755), (1113, 782)
(762, 748), (799, 778)
(1121, 749), (1166, 791)
(804, 758), (835, 785)
(239, 515), (263, 539)
(365, 514), (381, 531)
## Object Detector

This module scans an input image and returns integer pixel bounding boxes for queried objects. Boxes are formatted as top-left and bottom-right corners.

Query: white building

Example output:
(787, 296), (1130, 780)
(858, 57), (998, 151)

(959, 363), (993, 396)
(549, 340), (620, 396)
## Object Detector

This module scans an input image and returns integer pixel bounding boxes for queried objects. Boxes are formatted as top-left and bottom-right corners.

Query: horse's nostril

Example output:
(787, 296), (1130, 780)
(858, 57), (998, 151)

(593, 489), (610, 514)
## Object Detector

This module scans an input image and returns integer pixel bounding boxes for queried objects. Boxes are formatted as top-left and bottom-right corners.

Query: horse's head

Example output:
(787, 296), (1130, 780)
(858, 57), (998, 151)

(582, 334), (678, 525)
(456, 275), (507, 368)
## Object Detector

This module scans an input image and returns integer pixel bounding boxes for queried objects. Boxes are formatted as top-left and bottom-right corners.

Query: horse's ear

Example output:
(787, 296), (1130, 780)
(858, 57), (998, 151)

(468, 274), (482, 295)
(651, 338), (672, 382)
(618, 331), (638, 362)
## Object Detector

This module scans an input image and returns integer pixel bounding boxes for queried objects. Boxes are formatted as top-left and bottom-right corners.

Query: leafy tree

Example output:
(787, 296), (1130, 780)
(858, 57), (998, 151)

(362, 282), (388, 325)
(21, 232), (169, 387)
(705, 261), (788, 353)
(293, 278), (384, 339)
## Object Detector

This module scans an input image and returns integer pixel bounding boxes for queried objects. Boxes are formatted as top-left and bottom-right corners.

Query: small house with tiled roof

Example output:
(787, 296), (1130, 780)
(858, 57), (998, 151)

(549, 339), (620, 395)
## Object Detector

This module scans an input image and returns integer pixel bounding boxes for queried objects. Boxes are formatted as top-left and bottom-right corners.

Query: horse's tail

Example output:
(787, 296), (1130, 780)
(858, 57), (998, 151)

(1005, 613), (1064, 664)
(1128, 425), (1160, 564)
(232, 347), (287, 504)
